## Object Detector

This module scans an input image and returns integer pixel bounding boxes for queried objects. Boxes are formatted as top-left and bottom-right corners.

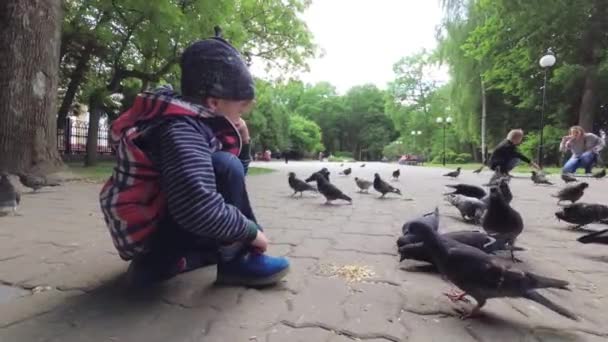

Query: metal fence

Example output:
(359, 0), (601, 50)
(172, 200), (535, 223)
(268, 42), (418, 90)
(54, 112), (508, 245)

(57, 117), (114, 155)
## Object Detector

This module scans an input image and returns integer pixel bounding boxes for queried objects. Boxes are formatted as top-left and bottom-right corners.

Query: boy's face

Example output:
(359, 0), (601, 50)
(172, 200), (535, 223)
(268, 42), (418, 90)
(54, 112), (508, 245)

(206, 98), (254, 122)
(512, 135), (523, 145)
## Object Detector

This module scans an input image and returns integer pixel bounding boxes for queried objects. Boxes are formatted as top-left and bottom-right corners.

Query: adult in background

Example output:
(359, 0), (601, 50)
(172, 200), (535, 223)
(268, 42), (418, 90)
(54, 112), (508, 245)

(489, 129), (540, 175)
(560, 125), (605, 174)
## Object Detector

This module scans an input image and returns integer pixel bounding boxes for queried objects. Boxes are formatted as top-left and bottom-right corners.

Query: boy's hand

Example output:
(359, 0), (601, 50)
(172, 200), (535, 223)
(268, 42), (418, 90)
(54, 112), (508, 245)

(251, 230), (269, 253)
(234, 118), (250, 143)
(530, 162), (540, 170)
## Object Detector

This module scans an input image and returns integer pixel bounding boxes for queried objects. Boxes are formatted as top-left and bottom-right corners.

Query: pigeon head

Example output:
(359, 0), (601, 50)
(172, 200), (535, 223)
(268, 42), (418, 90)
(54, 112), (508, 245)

(321, 167), (328, 172)
(555, 211), (566, 221)
(354, 177), (359, 181)
(374, 173), (380, 179)
(457, 167), (461, 171)
(531, 171), (537, 176)
(288, 172), (296, 179)
(407, 221), (436, 240)
(579, 182), (589, 189)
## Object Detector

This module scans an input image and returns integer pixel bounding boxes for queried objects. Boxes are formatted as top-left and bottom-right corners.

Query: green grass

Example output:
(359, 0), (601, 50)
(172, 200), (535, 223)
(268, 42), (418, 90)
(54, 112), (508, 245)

(422, 162), (602, 175)
(66, 161), (274, 181)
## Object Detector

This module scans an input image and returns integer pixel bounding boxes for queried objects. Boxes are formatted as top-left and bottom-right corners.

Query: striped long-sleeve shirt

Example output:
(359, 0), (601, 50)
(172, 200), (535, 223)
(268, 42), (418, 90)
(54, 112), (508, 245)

(146, 116), (259, 242)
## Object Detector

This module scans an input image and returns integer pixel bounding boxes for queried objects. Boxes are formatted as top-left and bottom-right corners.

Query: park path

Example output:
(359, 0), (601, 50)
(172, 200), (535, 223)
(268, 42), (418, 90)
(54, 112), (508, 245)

(1, 161), (607, 341)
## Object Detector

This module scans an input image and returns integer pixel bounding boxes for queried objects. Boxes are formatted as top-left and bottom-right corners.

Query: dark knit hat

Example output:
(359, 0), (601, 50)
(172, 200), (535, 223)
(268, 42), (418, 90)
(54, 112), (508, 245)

(180, 30), (254, 101)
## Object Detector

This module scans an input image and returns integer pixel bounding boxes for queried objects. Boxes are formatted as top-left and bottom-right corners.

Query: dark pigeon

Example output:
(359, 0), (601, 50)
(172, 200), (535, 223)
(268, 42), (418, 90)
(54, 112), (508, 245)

(399, 230), (512, 262)
(397, 207), (440, 246)
(552, 182), (588, 204)
(592, 168), (606, 179)
(473, 166), (484, 174)
(445, 194), (486, 224)
(482, 187), (524, 262)
(486, 167), (509, 186)
(0, 174), (20, 216)
(17, 173), (60, 192)
(339, 168), (352, 176)
(392, 169), (400, 180)
(354, 177), (372, 193)
(561, 173), (577, 184)
(305, 168), (330, 183)
(578, 229), (608, 245)
(531, 171), (553, 185)
(408, 222), (578, 321)
(310, 173), (352, 205)
(443, 167), (461, 178)
(288, 172), (317, 197)
(373, 173), (401, 198)
(360, 163), (366, 167)
(481, 177), (513, 206)
(555, 203), (608, 228)
(445, 184), (486, 199)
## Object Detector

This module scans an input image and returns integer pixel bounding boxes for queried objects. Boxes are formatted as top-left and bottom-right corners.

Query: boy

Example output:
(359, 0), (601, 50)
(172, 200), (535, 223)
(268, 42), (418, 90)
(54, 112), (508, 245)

(489, 129), (539, 174)
(99, 32), (289, 287)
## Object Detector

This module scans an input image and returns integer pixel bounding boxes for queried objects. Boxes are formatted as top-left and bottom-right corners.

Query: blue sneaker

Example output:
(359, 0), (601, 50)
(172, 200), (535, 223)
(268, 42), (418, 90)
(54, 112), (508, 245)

(216, 253), (290, 287)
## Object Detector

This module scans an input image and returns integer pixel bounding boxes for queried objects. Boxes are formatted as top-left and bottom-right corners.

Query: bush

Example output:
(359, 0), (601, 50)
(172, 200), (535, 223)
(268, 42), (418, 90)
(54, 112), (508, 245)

(455, 153), (473, 164)
(333, 151), (354, 159)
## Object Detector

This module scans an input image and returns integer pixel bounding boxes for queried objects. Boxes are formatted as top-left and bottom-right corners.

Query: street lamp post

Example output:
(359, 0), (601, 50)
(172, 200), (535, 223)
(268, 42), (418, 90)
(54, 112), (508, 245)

(410, 130), (422, 152)
(436, 117), (453, 166)
(538, 49), (556, 168)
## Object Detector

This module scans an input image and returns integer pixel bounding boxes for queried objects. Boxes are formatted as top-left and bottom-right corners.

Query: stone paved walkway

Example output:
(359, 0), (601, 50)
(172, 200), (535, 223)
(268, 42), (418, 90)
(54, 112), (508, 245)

(1, 161), (608, 341)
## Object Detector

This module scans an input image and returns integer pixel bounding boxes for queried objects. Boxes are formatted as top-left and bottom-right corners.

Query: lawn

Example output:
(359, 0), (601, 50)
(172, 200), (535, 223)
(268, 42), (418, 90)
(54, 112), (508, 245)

(66, 161), (275, 181)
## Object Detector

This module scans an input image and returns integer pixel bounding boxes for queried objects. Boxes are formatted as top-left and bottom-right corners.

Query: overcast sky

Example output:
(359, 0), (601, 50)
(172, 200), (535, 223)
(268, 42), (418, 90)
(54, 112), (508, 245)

(252, 0), (449, 93)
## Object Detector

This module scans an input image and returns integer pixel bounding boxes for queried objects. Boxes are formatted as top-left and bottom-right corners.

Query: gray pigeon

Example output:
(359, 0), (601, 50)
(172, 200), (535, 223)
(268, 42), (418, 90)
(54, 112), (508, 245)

(555, 202), (608, 228)
(592, 168), (606, 179)
(17, 173), (60, 192)
(397, 207), (440, 246)
(399, 230), (512, 262)
(444, 184), (486, 199)
(373, 173), (401, 198)
(482, 187), (524, 262)
(552, 182), (588, 205)
(443, 167), (461, 178)
(354, 177), (372, 193)
(445, 194), (486, 223)
(408, 222), (578, 321)
(578, 229), (608, 245)
(310, 173), (352, 205)
(561, 173), (577, 183)
(339, 168), (352, 176)
(305, 168), (330, 183)
(473, 166), (484, 174)
(531, 171), (553, 185)
(392, 169), (400, 181)
(360, 163), (366, 167)
(0, 174), (20, 215)
(288, 172), (317, 197)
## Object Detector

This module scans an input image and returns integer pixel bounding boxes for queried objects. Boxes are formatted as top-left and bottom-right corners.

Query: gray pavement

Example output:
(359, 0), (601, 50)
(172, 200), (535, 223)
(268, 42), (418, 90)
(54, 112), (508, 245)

(1, 161), (608, 341)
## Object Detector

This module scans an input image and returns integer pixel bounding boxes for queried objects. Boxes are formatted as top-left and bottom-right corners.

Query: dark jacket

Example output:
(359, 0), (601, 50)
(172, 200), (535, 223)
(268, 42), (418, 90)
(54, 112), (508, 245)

(489, 139), (530, 170)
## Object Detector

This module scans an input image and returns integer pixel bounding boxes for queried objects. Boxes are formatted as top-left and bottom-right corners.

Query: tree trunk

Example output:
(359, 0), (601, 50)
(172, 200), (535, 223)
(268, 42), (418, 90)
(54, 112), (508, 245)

(0, 0), (63, 174)
(57, 45), (93, 127)
(85, 103), (102, 167)
(480, 77), (487, 163)
(578, 67), (597, 132)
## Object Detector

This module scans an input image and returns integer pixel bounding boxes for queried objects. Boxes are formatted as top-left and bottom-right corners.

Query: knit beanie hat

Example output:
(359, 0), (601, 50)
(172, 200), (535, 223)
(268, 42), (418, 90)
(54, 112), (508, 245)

(180, 28), (255, 100)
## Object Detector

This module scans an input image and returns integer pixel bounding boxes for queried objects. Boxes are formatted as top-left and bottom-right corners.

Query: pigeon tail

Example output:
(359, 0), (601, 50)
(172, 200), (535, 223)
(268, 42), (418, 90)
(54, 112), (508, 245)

(393, 188), (402, 195)
(339, 194), (352, 202)
(527, 272), (569, 290)
(523, 290), (578, 321)
(577, 228), (608, 244)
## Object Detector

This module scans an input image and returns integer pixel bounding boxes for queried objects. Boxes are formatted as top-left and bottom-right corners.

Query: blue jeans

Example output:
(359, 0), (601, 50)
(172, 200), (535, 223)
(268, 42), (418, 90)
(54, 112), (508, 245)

(562, 152), (597, 174)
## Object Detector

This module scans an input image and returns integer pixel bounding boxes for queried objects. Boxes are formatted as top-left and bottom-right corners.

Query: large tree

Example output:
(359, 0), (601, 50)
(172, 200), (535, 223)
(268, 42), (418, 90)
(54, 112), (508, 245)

(0, 0), (63, 173)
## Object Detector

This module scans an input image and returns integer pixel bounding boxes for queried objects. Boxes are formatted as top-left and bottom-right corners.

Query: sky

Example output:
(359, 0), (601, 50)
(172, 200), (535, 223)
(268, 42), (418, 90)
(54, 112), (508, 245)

(252, 0), (449, 94)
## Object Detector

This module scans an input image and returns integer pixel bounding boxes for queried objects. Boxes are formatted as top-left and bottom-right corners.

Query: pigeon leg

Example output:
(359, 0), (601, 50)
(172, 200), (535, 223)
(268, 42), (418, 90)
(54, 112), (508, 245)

(291, 191), (297, 197)
(510, 249), (523, 263)
(444, 288), (470, 303)
(459, 298), (486, 320)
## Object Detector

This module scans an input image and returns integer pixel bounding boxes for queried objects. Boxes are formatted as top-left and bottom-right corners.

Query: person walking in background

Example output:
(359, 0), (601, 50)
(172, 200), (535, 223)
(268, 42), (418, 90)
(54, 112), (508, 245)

(560, 126), (605, 174)
(489, 129), (540, 175)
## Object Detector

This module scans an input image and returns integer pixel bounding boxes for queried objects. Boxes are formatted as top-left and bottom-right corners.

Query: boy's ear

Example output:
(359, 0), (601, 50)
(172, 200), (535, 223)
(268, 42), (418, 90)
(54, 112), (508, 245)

(205, 97), (220, 110)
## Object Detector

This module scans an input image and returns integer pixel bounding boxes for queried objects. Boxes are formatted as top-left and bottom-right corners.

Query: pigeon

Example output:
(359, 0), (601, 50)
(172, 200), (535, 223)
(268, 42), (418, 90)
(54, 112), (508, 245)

(592, 168), (606, 179)
(0, 174), (20, 216)
(288, 172), (317, 197)
(578, 229), (608, 245)
(531, 171), (553, 185)
(373, 173), (401, 198)
(399, 230), (513, 262)
(340, 163), (344, 167)
(354, 177), (373, 193)
(392, 169), (400, 181)
(486, 167), (509, 186)
(305, 168), (330, 183)
(309, 172), (352, 205)
(555, 202), (608, 228)
(445, 194), (486, 223)
(561, 173), (577, 183)
(472, 166), (484, 174)
(360, 163), (366, 167)
(408, 221), (577, 321)
(482, 187), (524, 262)
(552, 182), (588, 205)
(339, 167), (352, 176)
(444, 184), (486, 199)
(397, 207), (440, 246)
(481, 177), (513, 206)
(17, 173), (60, 192)
(443, 167), (461, 178)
